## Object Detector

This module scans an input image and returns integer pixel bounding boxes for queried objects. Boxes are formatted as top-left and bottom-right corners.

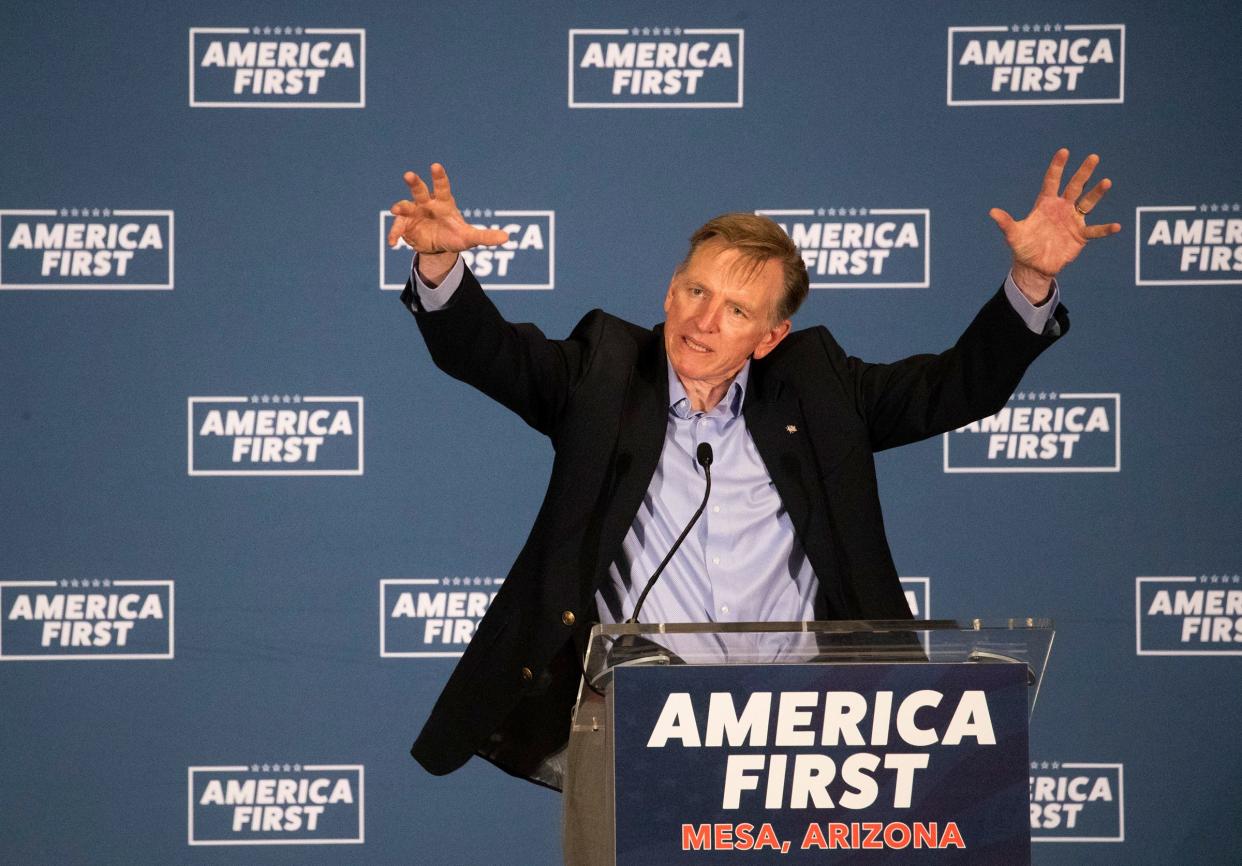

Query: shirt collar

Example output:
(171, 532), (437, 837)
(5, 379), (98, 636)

(667, 359), (750, 419)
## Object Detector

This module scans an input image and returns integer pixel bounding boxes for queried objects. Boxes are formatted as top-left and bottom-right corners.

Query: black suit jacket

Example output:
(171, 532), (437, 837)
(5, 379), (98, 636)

(400, 267), (1067, 786)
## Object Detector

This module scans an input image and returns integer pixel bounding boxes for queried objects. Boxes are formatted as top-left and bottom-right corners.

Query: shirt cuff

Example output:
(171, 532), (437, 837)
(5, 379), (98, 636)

(410, 254), (465, 312)
(1003, 271), (1060, 336)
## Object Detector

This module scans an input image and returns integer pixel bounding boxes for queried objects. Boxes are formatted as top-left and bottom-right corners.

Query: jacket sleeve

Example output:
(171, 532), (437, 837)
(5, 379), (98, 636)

(826, 284), (1070, 452)
(400, 266), (603, 437)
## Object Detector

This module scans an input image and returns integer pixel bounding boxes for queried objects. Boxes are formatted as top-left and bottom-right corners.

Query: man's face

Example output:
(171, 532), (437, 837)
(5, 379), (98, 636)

(663, 240), (792, 390)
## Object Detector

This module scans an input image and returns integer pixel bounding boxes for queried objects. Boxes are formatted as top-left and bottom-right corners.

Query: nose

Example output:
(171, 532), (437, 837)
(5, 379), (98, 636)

(693, 298), (723, 333)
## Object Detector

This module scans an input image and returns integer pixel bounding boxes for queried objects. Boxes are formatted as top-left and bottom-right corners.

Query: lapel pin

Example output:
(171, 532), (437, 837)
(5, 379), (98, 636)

(785, 425), (798, 434)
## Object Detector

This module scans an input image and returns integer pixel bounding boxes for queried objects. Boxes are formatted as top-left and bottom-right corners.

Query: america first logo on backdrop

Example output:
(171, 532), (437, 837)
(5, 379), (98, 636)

(0, 208), (173, 290)
(380, 209), (555, 290)
(1136, 575), (1242, 655)
(901, 577), (930, 620)
(379, 577), (503, 657)
(188, 763), (363, 845)
(756, 208), (930, 288)
(188, 395), (363, 476)
(0, 580), (173, 661)
(947, 24), (1124, 105)
(1135, 203), (1242, 285)
(902, 577), (931, 653)
(944, 391), (1119, 473)
(1030, 761), (1124, 842)
(568, 27), (743, 108)
(189, 27), (364, 108)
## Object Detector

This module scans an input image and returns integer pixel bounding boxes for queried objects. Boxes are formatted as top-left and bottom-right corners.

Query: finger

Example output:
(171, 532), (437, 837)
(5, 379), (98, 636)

(988, 207), (1016, 235)
(404, 170), (431, 204)
(386, 217), (405, 247)
(470, 227), (510, 247)
(390, 200), (419, 216)
(1083, 222), (1122, 240)
(431, 163), (452, 201)
(1063, 153), (1100, 201)
(1075, 177), (1112, 214)
(1040, 148), (1069, 197)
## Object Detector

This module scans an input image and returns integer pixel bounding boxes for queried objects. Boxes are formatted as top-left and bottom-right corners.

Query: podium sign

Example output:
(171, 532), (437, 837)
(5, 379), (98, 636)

(612, 662), (1030, 864)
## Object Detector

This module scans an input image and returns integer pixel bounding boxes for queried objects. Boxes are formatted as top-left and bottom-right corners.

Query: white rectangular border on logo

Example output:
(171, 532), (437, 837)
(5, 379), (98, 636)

(946, 24), (1125, 107)
(378, 210), (556, 290)
(188, 28), (366, 109)
(187, 764), (364, 845)
(1032, 762), (1125, 843)
(756, 208), (930, 288)
(379, 578), (504, 658)
(1134, 206), (1242, 285)
(0, 210), (175, 290)
(899, 576), (930, 619)
(186, 396), (364, 476)
(1135, 576), (1242, 656)
(0, 580), (174, 661)
(900, 576), (931, 653)
(942, 392), (1120, 473)
(567, 28), (744, 109)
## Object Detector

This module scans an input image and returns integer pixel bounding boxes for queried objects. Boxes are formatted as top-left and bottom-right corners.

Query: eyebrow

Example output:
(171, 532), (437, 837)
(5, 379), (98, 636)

(685, 279), (756, 316)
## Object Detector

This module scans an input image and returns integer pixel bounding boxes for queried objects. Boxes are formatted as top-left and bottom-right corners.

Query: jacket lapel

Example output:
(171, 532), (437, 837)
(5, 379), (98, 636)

(744, 365), (849, 618)
(593, 330), (669, 586)
(743, 371), (812, 544)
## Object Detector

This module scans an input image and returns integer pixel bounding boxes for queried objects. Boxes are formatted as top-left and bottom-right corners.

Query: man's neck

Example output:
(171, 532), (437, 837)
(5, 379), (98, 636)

(678, 374), (734, 413)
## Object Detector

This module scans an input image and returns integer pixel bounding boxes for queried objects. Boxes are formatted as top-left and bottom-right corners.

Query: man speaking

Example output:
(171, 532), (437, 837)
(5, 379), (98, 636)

(387, 152), (1118, 795)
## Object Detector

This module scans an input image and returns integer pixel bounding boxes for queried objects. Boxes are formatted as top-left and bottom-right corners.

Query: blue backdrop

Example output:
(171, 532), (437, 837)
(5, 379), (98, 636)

(2, 0), (1239, 862)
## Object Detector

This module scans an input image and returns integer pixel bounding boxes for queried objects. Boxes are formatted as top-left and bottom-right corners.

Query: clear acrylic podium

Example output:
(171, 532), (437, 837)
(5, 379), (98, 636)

(563, 619), (1053, 865)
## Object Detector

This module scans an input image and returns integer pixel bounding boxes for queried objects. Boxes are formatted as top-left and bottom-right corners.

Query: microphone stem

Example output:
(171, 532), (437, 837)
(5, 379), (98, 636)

(627, 464), (712, 624)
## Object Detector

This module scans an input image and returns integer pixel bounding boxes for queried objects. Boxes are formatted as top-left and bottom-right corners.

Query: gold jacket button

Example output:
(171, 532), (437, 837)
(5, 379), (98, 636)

(561, 610), (576, 626)
(520, 666), (533, 682)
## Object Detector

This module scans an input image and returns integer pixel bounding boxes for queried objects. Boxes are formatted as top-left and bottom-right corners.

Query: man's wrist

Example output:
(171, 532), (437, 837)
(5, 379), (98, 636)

(416, 252), (460, 287)
(1010, 262), (1054, 305)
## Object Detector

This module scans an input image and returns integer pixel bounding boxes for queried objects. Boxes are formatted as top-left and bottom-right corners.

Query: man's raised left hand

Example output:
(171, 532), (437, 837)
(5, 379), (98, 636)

(989, 148), (1122, 303)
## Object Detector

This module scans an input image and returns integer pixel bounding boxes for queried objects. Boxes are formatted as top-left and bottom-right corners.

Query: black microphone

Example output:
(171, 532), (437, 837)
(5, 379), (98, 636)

(627, 442), (714, 623)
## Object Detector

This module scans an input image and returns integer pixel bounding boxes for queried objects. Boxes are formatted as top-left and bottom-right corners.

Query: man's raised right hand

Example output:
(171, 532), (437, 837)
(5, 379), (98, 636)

(387, 163), (510, 284)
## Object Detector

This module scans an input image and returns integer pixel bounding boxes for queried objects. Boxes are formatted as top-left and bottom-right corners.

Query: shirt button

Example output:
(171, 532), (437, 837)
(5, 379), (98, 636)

(720, 605), (730, 615)
(712, 556), (720, 565)
(712, 505), (720, 513)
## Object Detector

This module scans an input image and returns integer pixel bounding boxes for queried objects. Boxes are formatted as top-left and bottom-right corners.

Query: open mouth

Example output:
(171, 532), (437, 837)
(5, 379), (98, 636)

(683, 336), (712, 353)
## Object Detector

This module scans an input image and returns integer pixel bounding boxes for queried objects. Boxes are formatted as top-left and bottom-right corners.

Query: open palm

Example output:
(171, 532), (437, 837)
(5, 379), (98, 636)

(989, 149), (1121, 279)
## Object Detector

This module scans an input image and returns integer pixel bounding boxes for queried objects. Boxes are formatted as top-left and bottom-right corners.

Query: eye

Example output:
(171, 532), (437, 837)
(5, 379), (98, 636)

(689, 286), (705, 297)
(730, 305), (746, 318)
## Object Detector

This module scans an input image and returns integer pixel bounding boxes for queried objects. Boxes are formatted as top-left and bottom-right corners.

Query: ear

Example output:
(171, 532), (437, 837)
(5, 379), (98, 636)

(663, 277), (676, 315)
(752, 319), (792, 360)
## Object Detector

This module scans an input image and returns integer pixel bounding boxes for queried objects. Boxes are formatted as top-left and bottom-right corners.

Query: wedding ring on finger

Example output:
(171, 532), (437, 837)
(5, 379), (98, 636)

(1074, 202), (1090, 216)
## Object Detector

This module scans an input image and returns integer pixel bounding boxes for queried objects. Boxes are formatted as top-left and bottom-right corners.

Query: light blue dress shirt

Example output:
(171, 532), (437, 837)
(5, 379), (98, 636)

(410, 255), (1059, 632)
(593, 359), (821, 628)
